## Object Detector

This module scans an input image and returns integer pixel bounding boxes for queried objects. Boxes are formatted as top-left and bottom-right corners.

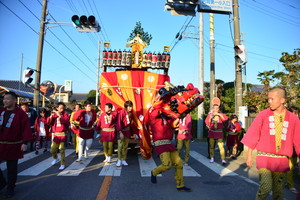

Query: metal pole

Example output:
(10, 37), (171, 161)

(33, 0), (47, 112)
(233, 0), (242, 115)
(197, 12), (204, 140)
(209, 13), (215, 108)
(58, 85), (64, 102)
(19, 53), (23, 91)
(96, 41), (101, 106)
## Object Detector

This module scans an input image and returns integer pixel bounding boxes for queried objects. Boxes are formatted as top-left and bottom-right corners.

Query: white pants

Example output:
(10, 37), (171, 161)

(78, 137), (93, 159)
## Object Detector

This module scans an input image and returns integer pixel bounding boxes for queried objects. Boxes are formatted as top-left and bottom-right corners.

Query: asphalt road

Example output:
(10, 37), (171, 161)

(0, 140), (299, 200)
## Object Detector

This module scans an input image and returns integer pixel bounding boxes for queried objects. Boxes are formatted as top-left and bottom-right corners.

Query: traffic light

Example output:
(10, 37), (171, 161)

(165, 0), (198, 16)
(23, 68), (34, 85)
(71, 15), (100, 32)
(234, 44), (247, 65)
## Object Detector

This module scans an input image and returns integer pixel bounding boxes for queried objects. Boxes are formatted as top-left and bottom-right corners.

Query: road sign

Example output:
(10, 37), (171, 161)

(65, 80), (72, 91)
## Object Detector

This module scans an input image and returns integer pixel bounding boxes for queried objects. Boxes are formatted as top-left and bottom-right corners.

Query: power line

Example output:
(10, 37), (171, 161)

(92, 0), (110, 42)
(249, 0), (300, 20)
(274, 0), (300, 10)
(170, 16), (195, 52)
(47, 12), (97, 69)
(240, 0), (300, 28)
(23, 0), (97, 71)
(1, 0), (96, 82)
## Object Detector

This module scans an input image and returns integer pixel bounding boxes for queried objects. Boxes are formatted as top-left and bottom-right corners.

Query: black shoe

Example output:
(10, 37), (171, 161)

(151, 171), (157, 184)
(4, 189), (14, 198)
(35, 150), (39, 155)
(177, 186), (191, 192)
(43, 149), (47, 153)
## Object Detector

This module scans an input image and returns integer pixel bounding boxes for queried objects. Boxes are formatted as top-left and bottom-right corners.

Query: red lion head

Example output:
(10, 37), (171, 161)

(153, 82), (204, 119)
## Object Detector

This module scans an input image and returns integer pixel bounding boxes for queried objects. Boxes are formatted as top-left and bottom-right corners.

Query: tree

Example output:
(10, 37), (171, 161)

(128, 21), (152, 45)
(277, 48), (300, 106)
(86, 90), (96, 105)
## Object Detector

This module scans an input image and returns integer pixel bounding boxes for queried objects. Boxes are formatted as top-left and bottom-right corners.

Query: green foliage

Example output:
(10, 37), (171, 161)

(243, 48), (300, 112)
(128, 21), (152, 45)
(277, 48), (300, 107)
(86, 90), (96, 105)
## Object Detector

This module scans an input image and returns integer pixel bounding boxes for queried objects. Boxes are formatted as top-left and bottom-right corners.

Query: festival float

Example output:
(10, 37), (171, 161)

(99, 35), (204, 159)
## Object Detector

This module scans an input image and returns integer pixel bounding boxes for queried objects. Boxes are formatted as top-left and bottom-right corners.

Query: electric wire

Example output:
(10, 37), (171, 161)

(66, 0), (98, 49)
(170, 16), (195, 52)
(274, 0), (300, 10)
(92, 0), (110, 42)
(250, 0), (300, 20)
(169, 16), (190, 47)
(240, 0), (300, 28)
(0, 1), (96, 82)
(28, 0), (98, 71)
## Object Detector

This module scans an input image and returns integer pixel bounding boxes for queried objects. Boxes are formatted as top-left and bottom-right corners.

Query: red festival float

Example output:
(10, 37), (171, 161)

(99, 35), (203, 159)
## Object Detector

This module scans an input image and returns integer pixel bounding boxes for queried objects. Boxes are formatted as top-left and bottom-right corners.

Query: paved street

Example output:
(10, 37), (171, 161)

(0, 141), (299, 200)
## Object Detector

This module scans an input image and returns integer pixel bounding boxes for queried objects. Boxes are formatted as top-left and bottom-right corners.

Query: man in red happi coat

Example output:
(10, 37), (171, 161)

(0, 92), (32, 198)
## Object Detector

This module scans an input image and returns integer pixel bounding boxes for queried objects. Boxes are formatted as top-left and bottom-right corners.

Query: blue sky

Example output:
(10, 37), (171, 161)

(0, 0), (299, 94)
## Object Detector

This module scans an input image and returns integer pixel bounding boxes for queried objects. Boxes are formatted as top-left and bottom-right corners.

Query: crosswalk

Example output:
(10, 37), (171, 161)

(0, 149), (257, 186)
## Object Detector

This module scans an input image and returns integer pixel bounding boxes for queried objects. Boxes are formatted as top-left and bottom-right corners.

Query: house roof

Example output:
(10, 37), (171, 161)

(69, 93), (87, 102)
(0, 80), (34, 93)
(250, 84), (264, 93)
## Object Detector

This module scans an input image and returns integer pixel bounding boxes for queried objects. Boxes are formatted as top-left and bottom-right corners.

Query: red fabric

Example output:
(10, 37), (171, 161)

(0, 107), (33, 160)
(205, 113), (228, 139)
(148, 107), (177, 156)
(73, 109), (97, 139)
(70, 111), (80, 135)
(48, 112), (70, 133)
(100, 71), (170, 159)
(97, 111), (118, 142)
(116, 109), (132, 138)
(241, 108), (300, 172)
(34, 116), (51, 141)
(177, 114), (193, 140)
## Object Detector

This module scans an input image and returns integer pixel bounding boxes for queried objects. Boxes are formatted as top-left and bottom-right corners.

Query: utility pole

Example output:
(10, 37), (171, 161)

(96, 41), (101, 106)
(233, 0), (242, 114)
(209, 13), (215, 109)
(33, 0), (47, 112)
(197, 12), (204, 139)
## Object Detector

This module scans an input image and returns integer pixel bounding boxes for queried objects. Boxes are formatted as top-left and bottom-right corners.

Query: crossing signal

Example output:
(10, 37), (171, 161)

(23, 68), (34, 85)
(234, 44), (247, 65)
(165, 0), (198, 16)
(71, 15), (100, 32)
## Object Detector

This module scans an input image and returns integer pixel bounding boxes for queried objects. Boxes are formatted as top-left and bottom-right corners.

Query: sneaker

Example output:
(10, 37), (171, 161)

(106, 156), (111, 163)
(151, 171), (157, 184)
(184, 163), (189, 166)
(122, 160), (128, 166)
(210, 158), (214, 163)
(51, 158), (59, 166)
(116, 160), (122, 167)
(43, 149), (47, 153)
(103, 156), (108, 163)
(76, 157), (82, 162)
(59, 165), (65, 170)
(4, 189), (14, 198)
(222, 160), (227, 165)
(177, 186), (191, 192)
(35, 150), (39, 155)
(289, 187), (298, 194)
